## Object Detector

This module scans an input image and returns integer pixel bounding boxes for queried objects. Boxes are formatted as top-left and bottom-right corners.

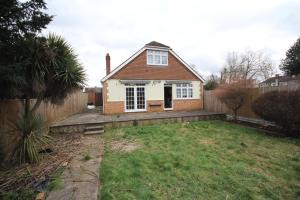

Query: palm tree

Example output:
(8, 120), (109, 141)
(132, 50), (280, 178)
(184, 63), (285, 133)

(12, 34), (86, 163)
(21, 34), (86, 117)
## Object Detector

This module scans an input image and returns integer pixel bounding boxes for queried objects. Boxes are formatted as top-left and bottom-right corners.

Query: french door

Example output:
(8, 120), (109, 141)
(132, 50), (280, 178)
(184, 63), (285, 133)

(125, 86), (146, 112)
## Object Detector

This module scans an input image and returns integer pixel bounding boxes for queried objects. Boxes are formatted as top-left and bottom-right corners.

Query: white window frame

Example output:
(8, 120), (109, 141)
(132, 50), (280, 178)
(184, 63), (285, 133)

(147, 50), (168, 66)
(175, 83), (194, 99)
(125, 85), (146, 112)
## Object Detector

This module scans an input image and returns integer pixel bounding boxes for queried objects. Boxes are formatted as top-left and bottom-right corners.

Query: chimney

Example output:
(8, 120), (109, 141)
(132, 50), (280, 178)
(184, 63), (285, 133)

(106, 53), (111, 75)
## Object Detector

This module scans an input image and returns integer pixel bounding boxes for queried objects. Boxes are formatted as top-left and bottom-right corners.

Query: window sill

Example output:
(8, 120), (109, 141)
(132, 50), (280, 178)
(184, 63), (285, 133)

(174, 98), (198, 100)
(125, 109), (147, 113)
(146, 64), (168, 67)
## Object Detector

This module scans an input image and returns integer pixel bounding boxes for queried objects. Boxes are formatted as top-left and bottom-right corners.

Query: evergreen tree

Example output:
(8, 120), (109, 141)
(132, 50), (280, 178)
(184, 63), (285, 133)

(0, 0), (53, 98)
(0, 1), (86, 163)
(280, 37), (300, 76)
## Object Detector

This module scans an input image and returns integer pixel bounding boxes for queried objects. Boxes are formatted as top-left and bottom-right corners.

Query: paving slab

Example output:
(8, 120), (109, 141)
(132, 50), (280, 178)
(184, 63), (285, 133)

(47, 135), (104, 200)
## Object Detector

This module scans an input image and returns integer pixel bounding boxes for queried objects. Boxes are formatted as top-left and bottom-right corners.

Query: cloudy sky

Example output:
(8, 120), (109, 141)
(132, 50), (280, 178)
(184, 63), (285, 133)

(44, 0), (300, 86)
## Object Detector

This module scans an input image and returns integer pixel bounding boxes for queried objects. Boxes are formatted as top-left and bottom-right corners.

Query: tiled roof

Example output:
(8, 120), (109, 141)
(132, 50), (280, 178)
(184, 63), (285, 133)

(145, 41), (170, 48)
(84, 87), (102, 93)
(261, 75), (300, 84)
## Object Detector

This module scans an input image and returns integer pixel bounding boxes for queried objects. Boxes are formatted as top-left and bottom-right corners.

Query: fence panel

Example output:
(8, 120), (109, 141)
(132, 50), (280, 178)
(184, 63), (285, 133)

(203, 85), (298, 118)
(0, 90), (88, 159)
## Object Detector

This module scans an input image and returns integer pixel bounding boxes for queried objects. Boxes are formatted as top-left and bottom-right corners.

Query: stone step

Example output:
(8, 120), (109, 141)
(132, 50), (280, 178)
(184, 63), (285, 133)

(85, 125), (104, 131)
(84, 129), (105, 135)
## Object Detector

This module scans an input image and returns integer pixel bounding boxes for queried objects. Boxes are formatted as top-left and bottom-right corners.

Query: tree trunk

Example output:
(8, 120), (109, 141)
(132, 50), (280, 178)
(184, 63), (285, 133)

(30, 98), (42, 114)
(24, 97), (42, 116)
(24, 96), (30, 117)
(233, 109), (238, 122)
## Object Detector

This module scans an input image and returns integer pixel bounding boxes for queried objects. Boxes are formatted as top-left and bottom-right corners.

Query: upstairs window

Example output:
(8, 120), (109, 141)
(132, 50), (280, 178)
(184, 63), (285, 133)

(176, 83), (193, 99)
(147, 50), (168, 65)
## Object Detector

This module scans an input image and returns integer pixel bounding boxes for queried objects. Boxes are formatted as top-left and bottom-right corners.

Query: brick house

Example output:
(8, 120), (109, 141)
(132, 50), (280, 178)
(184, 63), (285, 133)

(101, 41), (204, 115)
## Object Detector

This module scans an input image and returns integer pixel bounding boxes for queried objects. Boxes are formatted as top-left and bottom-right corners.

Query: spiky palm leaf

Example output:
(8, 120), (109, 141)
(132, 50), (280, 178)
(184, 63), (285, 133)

(44, 34), (86, 103)
(15, 114), (50, 164)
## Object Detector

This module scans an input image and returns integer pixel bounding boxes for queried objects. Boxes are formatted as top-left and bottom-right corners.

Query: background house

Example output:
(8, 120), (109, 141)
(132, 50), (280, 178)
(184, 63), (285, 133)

(101, 41), (204, 115)
(259, 74), (300, 89)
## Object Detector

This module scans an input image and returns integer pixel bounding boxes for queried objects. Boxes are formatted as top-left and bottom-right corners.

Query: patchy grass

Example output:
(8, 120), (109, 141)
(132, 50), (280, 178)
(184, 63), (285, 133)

(100, 120), (300, 200)
(48, 176), (63, 191)
(83, 152), (92, 161)
(47, 169), (64, 191)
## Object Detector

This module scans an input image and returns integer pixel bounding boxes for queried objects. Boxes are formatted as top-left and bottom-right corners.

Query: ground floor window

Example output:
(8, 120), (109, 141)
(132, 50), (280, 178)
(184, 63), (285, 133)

(125, 86), (146, 111)
(176, 83), (193, 99)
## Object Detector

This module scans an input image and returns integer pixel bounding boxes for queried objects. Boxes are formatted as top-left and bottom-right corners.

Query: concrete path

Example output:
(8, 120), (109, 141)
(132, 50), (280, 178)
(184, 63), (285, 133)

(47, 135), (104, 200)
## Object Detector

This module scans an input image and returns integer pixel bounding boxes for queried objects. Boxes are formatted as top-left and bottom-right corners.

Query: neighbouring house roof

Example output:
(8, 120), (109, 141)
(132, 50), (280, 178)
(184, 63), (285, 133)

(84, 87), (102, 93)
(101, 41), (205, 82)
(260, 75), (300, 84)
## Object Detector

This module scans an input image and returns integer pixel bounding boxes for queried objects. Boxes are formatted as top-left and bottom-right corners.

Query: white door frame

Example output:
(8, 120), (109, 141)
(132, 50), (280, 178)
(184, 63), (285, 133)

(125, 85), (146, 112)
(164, 84), (173, 110)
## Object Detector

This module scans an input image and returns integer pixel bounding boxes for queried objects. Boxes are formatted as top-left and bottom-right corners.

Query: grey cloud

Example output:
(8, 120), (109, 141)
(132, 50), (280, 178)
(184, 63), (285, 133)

(44, 0), (299, 86)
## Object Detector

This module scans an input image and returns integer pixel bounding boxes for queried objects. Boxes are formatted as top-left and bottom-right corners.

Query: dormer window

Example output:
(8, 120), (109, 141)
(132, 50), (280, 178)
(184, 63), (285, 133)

(147, 50), (168, 65)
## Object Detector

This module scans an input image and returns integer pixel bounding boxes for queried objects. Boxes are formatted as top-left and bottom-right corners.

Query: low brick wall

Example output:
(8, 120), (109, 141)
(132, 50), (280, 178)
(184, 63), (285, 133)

(49, 113), (225, 134)
(103, 113), (225, 129)
(50, 124), (86, 134)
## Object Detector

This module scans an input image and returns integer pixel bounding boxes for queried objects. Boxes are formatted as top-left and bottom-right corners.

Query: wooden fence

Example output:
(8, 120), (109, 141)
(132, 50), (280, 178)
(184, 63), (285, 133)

(204, 89), (259, 118)
(204, 85), (300, 119)
(0, 90), (88, 160)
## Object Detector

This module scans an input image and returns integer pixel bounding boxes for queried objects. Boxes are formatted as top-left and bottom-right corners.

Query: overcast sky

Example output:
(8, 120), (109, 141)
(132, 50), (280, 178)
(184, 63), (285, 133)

(44, 0), (300, 86)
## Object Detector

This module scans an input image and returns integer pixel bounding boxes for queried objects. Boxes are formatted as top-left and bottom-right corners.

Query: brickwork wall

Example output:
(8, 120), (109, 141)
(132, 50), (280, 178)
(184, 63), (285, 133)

(173, 99), (202, 111)
(147, 100), (164, 112)
(112, 50), (199, 80)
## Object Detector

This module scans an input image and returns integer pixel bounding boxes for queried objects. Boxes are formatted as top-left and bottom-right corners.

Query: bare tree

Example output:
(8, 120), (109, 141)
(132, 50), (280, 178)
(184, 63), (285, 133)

(240, 49), (275, 81)
(221, 50), (275, 83)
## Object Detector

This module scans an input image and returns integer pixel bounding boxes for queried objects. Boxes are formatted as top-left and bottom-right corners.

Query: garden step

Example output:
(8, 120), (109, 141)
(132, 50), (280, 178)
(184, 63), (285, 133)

(85, 125), (104, 131)
(84, 129), (105, 135)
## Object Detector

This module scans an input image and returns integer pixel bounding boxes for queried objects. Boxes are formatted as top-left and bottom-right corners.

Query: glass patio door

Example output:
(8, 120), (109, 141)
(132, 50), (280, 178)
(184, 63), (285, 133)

(125, 86), (145, 112)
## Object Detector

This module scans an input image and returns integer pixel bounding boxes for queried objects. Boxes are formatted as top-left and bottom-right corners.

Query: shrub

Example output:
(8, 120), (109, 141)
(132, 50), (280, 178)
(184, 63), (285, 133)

(252, 90), (300, 136)
(214, 79), (253, 121)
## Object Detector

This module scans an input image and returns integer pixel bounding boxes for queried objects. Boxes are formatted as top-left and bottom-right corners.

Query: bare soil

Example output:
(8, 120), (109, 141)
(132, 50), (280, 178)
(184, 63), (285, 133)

(110, 140), (139, 152)
(0, 133), (83, 192)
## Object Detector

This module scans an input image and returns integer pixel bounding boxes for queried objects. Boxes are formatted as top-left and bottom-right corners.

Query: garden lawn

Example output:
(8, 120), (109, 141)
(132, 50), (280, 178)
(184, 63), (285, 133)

(100, 120), (300, 200)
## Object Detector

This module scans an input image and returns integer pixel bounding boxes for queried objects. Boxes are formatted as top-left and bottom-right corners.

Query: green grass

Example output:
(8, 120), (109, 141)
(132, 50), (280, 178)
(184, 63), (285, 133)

(100, 120), (300, 200)
(48, 176), (63, 191)
(47, 169), (64, 191)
